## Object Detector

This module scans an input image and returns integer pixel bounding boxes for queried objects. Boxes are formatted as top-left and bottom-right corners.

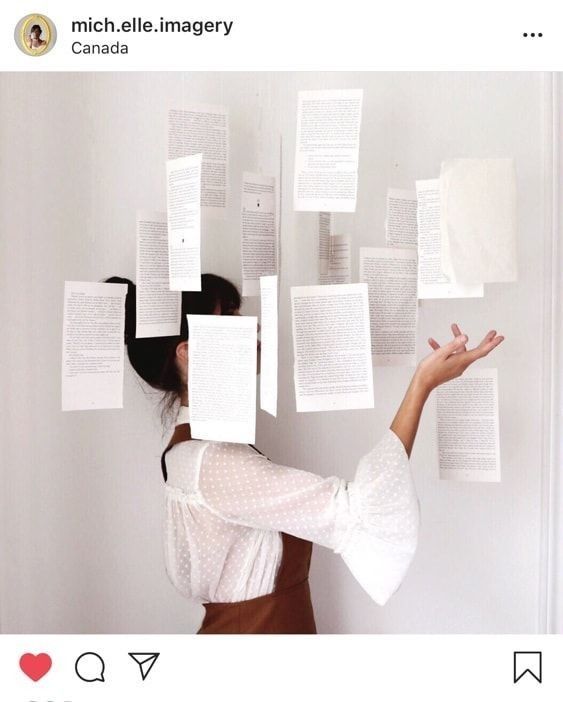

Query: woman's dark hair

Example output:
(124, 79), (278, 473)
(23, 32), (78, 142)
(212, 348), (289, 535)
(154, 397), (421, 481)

(30, 24), (42, 35)
(105, 273), (241, 419)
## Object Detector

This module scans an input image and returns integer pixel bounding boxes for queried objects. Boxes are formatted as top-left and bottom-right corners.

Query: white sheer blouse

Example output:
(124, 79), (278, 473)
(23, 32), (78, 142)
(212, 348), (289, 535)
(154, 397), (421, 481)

(163, 406), (420, 605)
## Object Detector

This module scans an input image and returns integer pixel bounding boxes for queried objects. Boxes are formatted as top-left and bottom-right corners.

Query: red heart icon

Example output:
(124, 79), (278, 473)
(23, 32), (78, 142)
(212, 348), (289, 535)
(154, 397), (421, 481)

(19, 653), (52, 681)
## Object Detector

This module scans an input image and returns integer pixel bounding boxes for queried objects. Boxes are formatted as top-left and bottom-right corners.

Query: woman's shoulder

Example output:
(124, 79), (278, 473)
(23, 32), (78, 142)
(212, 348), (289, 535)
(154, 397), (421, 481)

(200, 440), (263, 463)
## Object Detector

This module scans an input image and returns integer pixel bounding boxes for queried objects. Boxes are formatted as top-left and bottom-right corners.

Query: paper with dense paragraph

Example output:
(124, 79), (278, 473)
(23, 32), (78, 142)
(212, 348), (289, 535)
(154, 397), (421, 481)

(291, 283), (374, 412)
(359, 247), (418, 366)
(168, 105), (229, 213)
(320, 234), (351, 285)
(318, 212), (332, 276)
(187, 314), (257, 443)
(436, 368), (501, 482)
(136, 211), (181, 338)
(241, 172), (277, 297)
(166, 154), (202, 291)
(62, 280), (127, 411)
(416, 179), (483, 299)
(385, 188), (417, 248)
(294, 89), (363, 212)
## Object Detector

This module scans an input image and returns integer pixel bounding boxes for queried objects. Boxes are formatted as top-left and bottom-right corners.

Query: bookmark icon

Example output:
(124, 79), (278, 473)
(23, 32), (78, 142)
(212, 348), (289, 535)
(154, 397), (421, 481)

(513, 651), (542, 684)
(128, 652), (160, 681)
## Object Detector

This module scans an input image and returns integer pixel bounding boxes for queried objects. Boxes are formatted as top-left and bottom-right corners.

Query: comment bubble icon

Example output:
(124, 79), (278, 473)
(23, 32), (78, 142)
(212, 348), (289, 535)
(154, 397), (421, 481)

(75, 652), (106, 682)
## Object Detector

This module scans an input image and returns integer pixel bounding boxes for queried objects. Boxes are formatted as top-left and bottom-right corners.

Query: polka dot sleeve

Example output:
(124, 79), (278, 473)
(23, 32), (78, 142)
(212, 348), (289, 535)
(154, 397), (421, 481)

(197, 429), (420, 604)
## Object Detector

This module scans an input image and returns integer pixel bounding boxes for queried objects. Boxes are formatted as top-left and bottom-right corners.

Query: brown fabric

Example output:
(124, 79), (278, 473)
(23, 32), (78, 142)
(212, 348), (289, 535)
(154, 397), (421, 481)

(198, 532), (316, 634)
(161, 425), (317, 634)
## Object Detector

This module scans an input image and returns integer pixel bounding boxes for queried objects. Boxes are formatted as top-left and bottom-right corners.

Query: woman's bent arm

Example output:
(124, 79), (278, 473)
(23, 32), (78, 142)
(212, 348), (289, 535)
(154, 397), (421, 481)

(390, 324), (504, 457)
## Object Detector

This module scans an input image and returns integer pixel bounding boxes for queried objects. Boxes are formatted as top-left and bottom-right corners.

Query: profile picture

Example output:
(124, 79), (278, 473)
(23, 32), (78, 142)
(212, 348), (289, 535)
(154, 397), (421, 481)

(14, 14), (57, 56)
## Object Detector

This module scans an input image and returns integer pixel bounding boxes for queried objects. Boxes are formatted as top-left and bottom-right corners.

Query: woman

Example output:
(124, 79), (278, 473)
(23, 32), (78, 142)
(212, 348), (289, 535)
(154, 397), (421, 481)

(26, 24), (47, 53)
(106, 273), (503, 634)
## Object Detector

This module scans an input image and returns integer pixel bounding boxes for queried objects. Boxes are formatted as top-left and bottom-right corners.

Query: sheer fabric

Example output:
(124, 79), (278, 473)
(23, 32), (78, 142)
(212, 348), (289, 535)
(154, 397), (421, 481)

(163, 412), (420, 605)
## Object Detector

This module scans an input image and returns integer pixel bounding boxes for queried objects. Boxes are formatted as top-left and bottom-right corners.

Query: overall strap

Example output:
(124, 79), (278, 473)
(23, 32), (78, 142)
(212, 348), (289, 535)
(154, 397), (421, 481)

(161, 423), (192, 483)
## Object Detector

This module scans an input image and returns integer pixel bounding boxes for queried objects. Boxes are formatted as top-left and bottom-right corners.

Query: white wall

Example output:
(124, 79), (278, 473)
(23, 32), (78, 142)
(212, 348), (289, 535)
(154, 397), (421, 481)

(0, 71), (559, 634)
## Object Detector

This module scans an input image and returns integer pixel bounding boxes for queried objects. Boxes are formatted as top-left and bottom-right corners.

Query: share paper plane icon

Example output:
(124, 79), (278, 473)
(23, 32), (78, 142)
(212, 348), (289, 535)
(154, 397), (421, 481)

(128, 652), (160, 681)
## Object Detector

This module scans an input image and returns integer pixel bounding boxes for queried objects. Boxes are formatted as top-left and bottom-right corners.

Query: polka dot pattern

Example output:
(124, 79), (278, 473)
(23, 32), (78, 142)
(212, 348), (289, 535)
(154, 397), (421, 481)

(163, 429), (420, 604)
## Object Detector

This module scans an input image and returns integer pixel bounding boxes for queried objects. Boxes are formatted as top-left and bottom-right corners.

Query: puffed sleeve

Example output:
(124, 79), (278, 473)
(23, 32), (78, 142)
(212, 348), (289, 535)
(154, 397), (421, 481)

(197, 430), (420, 605)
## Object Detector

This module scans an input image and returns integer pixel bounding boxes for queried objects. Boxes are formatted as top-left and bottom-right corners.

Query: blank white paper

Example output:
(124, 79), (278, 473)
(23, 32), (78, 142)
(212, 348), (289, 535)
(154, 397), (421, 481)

(359, 247), (418, 366)
(259, 275), (278, 417)
(61, 281), (127, 411)
(291, 283), (374, 412)
(319, 234), (351, 285)
(187, 314), (257, 444)
(166, 154), (202, 291)
(136, 211), (181, 338)
(416, 179), (483, 299)
(168, 105), (229, 213)
(385, 188), (417, 248)
(436, 368), (501, 482)
(241, 172), (277, 297)
(440, 158), (517, 284)
(294, 89), (363, 212)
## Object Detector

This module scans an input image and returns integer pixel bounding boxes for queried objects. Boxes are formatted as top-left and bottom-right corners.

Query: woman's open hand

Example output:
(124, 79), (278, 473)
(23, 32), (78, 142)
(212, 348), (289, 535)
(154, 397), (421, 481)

(390, 323), (504, 457)
(413, 323), (504, 395)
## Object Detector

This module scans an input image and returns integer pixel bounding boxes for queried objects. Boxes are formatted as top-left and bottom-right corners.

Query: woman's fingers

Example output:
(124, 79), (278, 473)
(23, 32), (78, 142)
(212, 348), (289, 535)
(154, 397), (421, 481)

(439, 334), (468, 358)
(465, 333), (504, 363)
(428, 326), (502, 361)
(451, 323), (467, 352)
(428, 324), (466, 352)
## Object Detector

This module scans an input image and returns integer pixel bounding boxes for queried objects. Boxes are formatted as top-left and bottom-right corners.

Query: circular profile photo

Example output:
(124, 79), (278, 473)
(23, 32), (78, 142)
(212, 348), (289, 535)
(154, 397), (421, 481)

(14, 14), (57, 56)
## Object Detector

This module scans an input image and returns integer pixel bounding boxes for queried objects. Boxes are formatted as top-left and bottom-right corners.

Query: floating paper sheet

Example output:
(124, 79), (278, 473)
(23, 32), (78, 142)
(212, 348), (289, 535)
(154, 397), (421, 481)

(168, 105), (229, 213)
(61, 281), (127, 411)
(166, 154), (202, 291)
(294, 89), (363, 212)
(416, 179), (483, 299)
(136, 211), (181, 338)
(385, 188), (417, 248)
(440, 158), (517, 284)
(320, 234), (351, 285)
(359, 247), (418, 366)
(259, 275), (278, 417)
(291, 283), (374, 412)
(187, 314), (257, 443)
(318, 212), (332, 276)
(437, 368), (501, 482)
(241, 172), (277, 297)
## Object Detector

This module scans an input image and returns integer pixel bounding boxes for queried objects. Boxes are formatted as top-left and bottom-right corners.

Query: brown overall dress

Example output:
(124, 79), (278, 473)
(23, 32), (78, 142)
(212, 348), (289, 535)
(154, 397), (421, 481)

(161, 423), (317, 634)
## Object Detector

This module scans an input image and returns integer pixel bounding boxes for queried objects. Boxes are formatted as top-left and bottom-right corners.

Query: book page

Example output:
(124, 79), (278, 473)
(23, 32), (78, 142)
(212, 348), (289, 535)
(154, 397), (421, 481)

(385, 188), (417, 248)
(291, 283), (374, 412)
(319, 234), (351, 285)
(187, 314), (257, 443)
(166, 154), (202, 291)
(136, 211), (181, 338)
(440, 158), (518, 284)
(168, 105), (229, 213)
(416, 179), (483, 299)
(436, 368), (501, 482)
(294, 89), (363, 212)
(259, 275), (278, 417)
(241, 172), (277, 297)
(61, 281), (127, 411)
(318, 212), (332, 276)
(359, 247), (418, 366)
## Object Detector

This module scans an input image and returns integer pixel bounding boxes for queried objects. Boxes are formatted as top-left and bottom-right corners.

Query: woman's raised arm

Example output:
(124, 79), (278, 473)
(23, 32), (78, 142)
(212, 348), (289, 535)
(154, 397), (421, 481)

(390, 324), (504, 457)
